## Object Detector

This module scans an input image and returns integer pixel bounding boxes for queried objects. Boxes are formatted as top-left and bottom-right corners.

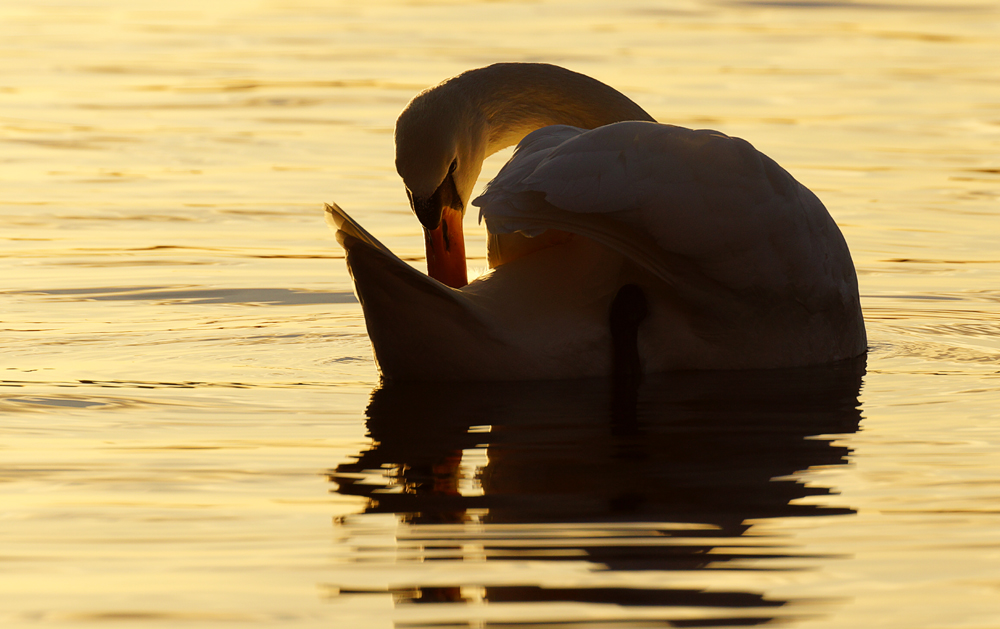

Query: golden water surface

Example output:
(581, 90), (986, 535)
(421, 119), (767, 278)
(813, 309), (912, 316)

(2, 0), (999, 627)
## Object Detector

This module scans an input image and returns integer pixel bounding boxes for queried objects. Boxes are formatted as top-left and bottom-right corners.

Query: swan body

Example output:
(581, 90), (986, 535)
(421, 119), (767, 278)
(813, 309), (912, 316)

(330, 63), (866, 381)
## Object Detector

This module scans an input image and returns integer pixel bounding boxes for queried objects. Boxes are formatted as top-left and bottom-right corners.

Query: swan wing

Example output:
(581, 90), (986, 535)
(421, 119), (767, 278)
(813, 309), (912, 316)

(474, 122), (860, 317)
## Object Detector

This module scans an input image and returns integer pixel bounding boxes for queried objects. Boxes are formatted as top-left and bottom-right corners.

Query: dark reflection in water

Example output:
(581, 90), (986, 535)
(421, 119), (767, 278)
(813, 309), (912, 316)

(328, 358), (865, 626)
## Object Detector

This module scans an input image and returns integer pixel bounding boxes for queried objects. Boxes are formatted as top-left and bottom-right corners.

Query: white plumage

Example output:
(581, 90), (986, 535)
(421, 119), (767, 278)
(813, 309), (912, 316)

(329, 64), (866, 381)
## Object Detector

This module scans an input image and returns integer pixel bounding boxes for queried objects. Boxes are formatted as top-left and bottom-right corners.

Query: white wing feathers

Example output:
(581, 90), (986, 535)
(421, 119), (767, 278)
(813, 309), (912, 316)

(473, 121), (855, 313)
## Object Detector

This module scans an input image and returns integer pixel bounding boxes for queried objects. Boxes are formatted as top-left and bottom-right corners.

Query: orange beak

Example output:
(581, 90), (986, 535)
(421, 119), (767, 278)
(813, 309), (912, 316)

(424, 205), (468, 288)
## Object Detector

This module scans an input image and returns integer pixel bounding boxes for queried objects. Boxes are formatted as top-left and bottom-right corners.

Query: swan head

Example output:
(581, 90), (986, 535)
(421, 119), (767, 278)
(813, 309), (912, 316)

(394, 86), (487, 288)
(395, 89), (487, 226)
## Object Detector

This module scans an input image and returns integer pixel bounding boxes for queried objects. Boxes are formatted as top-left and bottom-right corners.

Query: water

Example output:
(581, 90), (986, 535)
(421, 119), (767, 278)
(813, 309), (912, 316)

(2, 0), (999, 626)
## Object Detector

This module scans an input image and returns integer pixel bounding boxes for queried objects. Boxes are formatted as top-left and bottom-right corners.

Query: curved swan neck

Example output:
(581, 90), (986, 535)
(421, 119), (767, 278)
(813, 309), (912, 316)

(449, 63), (656, 156)
(394, 63), (655, 209)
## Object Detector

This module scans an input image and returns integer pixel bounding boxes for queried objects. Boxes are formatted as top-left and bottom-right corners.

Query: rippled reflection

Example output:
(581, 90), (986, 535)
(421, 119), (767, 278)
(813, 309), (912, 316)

(328, 359), (865, 626)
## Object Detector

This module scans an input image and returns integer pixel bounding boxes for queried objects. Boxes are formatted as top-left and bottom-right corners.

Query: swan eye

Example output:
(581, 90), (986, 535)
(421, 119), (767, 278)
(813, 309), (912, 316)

(448, 158), (458, 175)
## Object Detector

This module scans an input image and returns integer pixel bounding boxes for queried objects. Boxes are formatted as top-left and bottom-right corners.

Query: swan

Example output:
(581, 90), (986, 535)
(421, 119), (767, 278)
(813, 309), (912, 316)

(327, 63), (866, 381)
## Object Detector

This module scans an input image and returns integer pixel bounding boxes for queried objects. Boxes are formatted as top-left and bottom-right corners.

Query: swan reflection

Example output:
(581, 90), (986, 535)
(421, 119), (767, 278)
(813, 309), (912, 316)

(328, 359), (864, 624)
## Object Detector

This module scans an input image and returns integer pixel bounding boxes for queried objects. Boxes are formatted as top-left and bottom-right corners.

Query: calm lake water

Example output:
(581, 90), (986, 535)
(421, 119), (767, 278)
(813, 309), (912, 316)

(2, 0), (999, 627)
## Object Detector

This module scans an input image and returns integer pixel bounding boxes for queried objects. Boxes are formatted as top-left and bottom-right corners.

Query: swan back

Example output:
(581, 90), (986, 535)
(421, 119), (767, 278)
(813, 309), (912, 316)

(474, 122), (866, 369)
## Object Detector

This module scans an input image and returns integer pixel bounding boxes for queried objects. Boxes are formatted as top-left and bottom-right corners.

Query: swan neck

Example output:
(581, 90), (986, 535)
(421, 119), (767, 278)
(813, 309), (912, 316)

(457, 63), (655, 156)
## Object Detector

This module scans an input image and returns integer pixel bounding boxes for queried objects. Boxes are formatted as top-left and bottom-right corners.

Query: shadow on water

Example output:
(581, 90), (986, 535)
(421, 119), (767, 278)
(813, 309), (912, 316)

(328, 357), (865, 626)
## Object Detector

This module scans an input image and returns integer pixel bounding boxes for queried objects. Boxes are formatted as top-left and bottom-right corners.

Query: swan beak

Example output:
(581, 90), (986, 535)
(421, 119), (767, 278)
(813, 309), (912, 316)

(409, 174), (468, 289)
(423, 205), (468, 289)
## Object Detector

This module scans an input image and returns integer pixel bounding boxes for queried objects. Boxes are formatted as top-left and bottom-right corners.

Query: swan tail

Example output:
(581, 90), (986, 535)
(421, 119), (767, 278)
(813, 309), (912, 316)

(331, 207), (497, 380)
(325, 202), (394, 258)
(327, 202), (459, 308)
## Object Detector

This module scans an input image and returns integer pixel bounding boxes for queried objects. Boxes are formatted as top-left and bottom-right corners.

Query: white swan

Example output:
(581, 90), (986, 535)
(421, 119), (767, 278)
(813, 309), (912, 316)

(328, 63), (866, 381)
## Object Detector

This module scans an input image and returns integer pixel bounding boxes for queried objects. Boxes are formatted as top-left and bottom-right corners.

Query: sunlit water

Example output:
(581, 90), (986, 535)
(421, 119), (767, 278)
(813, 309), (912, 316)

(2, 1), (999, 627)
